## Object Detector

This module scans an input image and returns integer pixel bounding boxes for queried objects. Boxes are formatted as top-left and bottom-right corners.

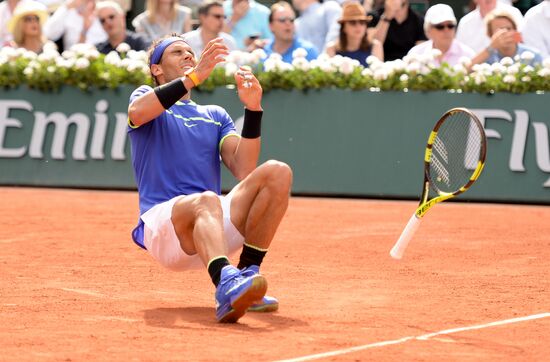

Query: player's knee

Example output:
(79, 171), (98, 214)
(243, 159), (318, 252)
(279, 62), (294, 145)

(263, 160), (293, 194)
(194, 191), (222, 218)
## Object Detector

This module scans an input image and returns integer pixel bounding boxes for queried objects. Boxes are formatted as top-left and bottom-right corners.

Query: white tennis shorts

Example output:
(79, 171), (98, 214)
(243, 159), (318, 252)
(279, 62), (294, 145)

(141, 190), (244, 271)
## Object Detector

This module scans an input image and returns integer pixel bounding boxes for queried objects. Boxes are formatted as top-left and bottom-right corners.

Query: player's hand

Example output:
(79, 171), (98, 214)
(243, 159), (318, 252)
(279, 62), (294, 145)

(234, 66), (262, 111)
(193, 38), (229, 84)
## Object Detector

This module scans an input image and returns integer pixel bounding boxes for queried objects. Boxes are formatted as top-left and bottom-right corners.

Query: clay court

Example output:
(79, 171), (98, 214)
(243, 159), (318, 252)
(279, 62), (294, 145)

(1, 187), (549, 361)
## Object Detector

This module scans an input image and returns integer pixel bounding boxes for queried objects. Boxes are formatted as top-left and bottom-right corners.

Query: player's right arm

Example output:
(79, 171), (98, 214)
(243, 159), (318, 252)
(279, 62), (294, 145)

(128, 38), (229, 127)
(127, 78), (195, 128)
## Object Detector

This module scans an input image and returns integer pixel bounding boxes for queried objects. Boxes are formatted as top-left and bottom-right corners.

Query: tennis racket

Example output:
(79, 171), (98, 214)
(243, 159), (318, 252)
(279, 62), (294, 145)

(390, 108), (487, 260)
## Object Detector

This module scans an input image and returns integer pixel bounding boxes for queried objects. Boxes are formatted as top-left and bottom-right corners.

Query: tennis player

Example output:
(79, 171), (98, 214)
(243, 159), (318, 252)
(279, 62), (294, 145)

(127, 34), (292, 323)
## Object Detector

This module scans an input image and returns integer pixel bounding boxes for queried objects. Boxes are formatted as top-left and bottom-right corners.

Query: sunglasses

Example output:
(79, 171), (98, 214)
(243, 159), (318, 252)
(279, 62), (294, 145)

(432, 23), (456, 30)
(23, 15), (40, 23)
(99, 14), (116, 24)
(346, 20), (367, 26)
(274, 17), (295, 24)
(208, 13), (226, 20)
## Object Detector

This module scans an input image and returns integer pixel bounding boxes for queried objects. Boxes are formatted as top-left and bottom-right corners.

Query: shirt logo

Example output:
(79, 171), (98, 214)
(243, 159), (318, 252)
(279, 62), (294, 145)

(184, 121), (198, 128)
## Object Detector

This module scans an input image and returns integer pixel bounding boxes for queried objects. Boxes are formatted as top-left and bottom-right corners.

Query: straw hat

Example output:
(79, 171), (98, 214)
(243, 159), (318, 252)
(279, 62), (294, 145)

(338, 2), (368, 24)
(8, 2), (49, 33)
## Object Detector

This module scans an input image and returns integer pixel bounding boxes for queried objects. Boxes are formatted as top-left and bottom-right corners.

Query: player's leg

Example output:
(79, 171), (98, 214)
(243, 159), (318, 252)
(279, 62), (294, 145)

(171, 191), (267, 322)
(171, 191), (226, 265)
(228, 160), (292, 312)
(230, 159), (293, 252)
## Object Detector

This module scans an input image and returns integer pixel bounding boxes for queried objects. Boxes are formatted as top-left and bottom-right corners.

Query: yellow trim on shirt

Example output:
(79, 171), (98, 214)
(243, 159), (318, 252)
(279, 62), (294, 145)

(128, 117), (138, 129)
(219, 133), (240, 152)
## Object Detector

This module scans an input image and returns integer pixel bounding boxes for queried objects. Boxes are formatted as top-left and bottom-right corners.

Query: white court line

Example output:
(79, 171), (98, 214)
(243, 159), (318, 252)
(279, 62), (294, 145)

(60, 288), (105, 298)
(275, 312), (550, 362)
(83, 316), (141, 323)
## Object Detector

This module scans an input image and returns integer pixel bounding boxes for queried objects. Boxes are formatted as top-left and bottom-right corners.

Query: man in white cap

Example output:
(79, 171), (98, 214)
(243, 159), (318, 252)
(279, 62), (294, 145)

(407, 3), (475, 66)
(456, 0), (523, 53)
(522, 0), (550, 59)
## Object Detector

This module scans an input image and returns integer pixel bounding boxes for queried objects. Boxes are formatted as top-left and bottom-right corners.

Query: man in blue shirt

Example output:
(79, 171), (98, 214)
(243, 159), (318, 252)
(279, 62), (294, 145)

(127, 35), (292, 323)
(223, 0), (272, 49)
(263, 1), (318, 63)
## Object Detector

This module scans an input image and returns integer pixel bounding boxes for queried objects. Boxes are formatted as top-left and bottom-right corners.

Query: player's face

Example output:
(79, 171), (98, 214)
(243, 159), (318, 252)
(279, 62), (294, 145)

(155, 41), (197, 84)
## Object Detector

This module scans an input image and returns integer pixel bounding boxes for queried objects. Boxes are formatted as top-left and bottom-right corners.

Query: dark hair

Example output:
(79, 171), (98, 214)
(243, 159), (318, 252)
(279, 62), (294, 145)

(147, 33), (187, 86)
(198, 1), (224, 17)
(336, 22), (371, 53)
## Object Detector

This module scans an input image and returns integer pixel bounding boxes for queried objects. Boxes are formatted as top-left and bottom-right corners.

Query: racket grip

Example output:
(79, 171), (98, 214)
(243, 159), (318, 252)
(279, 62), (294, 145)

(390, 214), (421, 260)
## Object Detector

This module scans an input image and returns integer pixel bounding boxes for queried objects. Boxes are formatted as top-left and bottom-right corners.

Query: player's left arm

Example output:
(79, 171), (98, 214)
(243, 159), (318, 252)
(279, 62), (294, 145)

(220, 67), (263, 181)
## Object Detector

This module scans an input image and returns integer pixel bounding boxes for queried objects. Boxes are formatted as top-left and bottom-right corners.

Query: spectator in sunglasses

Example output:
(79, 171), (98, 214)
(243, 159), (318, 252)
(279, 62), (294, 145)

(326, 2), (383, 67)
(7, 1), (55, 53)
(368, 0), (427, 61)
(407, 4), (475, 67)
(44, 0), (107, 52)
(471, 9), (542, 66)
(183, 1), (237, 56)
(94, 1), (149, 54)
(259, 1), (317, 63)
(456, 0), (524, 53)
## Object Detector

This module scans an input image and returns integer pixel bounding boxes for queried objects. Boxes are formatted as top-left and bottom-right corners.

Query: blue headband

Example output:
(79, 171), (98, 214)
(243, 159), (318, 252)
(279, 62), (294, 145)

(150, 37), (185, 66)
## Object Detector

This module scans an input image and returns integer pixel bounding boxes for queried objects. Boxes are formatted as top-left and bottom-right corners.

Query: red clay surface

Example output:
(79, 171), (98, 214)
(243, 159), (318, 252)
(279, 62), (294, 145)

(1, 187), (549, 361)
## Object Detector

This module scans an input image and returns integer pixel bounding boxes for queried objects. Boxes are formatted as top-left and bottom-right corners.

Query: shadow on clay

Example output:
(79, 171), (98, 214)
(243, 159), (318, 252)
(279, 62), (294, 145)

(142, 306), (308, 331)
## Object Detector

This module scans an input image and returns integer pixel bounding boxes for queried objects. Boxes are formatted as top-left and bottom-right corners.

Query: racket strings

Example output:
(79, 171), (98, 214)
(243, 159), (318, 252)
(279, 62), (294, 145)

(429, 111), (484, 194)
(431, 138), (451, 187)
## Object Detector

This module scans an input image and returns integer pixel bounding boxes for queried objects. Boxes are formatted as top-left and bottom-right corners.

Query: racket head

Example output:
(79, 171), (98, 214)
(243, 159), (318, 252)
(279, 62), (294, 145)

(424, 107), (487, 197)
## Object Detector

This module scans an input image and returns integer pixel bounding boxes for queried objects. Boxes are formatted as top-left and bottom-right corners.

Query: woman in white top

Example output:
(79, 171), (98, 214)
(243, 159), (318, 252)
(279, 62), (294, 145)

(132, 0), (192, 42)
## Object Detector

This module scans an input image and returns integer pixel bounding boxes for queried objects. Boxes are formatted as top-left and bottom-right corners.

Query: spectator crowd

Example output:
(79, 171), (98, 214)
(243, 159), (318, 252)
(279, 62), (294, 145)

(1, 0), (549, 70)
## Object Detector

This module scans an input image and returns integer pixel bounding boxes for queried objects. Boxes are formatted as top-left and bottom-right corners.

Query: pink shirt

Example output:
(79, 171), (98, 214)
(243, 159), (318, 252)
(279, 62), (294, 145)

(407, 39), (476, 66)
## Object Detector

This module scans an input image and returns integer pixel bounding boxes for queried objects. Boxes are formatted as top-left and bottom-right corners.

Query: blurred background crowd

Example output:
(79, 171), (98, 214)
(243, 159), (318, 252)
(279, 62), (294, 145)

(1, 0), (549, 70)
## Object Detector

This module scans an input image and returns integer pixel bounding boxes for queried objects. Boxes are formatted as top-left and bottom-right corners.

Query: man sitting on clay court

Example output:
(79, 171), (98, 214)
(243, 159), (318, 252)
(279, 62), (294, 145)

(127, 34), (292, 323)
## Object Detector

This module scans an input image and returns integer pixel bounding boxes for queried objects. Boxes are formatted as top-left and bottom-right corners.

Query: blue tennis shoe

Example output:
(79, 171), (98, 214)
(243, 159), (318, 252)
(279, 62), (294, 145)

(215, 265), (267, 323)
(241, 265), (279, 313)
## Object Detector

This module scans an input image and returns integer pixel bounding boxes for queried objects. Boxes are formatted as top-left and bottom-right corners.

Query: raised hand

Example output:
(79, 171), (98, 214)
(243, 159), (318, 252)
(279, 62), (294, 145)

(234, 66), (262, 111)
(194, 38), (230, 84)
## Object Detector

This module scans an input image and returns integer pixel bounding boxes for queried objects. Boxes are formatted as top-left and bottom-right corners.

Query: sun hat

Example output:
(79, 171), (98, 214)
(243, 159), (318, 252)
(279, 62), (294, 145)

(338, 2), (369, 24)
(7, 1), (48, 33)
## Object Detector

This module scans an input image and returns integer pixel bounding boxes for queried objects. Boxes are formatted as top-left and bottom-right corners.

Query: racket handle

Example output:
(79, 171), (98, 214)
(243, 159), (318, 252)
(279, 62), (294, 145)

(390, 214), (421, 260)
